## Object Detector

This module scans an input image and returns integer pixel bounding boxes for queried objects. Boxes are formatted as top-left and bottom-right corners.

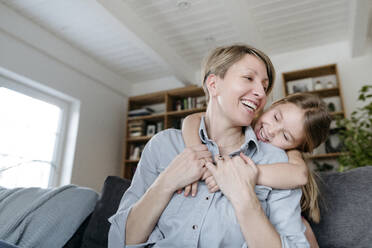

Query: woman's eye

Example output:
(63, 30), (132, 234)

(283, 133), (289, 141)
(274, 114), (278, 121)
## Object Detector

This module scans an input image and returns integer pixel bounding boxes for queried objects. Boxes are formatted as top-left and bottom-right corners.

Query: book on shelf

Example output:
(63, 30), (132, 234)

(173, 96), (206, 111)
(128, 107), (154, 117)
(128, 144), (145, 160)
(156, 121), (163, 133)
(129, 131), (143, 137)
(128, 120), (145, 137)
(196, 96), (206, 108)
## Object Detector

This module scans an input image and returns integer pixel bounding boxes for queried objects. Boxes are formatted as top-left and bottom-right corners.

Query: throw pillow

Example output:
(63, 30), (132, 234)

(81, 176), (131, 248)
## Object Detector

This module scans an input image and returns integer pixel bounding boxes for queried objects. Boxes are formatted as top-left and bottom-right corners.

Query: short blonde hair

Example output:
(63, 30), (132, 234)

(201, 44), (275, 101)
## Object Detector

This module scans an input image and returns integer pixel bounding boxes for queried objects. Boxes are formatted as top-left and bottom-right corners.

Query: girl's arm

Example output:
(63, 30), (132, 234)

(181, 112), (205, 146)
(257, 150), (308, 189)
(180, 112), (208, 196)
(182, 114), (308, 190)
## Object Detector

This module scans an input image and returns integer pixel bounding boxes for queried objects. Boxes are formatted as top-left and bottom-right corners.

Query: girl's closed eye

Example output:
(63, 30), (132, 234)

(244, 75), (253, 81)
(283, 132), (289, 141)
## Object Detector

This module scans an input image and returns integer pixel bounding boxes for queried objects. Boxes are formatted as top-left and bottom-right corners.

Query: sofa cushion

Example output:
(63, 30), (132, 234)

(81, 176), (131, 248)
(310, 166), (372, 248)
(0, 185), (98, 248)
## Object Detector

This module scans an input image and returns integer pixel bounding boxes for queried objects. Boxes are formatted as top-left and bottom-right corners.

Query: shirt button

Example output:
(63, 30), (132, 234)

(205, 196), (209, 200)
(192, 225), (198, 230)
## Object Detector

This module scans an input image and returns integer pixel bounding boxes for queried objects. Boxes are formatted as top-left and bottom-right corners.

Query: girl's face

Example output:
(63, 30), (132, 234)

(254, 102), (306, 150)
(212, 54), (268, 127)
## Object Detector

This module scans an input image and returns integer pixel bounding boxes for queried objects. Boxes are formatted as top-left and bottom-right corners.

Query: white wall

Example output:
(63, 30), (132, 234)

(270, 41), (372, 117)
(0, 29), (127, 192)
(130, 76), (185, 96)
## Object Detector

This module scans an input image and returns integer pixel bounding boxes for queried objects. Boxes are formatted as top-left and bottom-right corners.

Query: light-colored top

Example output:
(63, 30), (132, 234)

(108, 119), (309, 248)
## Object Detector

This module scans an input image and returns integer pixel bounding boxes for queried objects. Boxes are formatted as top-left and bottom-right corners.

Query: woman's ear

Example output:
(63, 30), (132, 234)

(205, 74), (218, 98)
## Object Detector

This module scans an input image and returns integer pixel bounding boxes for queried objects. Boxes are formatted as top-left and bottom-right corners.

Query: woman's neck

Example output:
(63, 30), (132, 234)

(204, 107), (245, 155)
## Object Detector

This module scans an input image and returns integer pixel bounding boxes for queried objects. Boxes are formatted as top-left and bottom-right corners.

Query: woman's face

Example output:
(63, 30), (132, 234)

(254, 102), (306, 150)
(213, 54), (269, 127)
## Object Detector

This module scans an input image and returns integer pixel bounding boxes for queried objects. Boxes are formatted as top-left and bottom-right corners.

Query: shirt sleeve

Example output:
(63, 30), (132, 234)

(258, 145), (310, 247)
(268, 189), (310, 248)
(108, 133), (165, 248)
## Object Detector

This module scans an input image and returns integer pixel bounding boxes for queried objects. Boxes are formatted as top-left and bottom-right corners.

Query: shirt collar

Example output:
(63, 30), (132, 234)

(198, 116), (260, 155)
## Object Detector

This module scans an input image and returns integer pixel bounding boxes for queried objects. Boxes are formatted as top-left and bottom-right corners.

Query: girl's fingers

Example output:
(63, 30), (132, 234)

(177, 189), (182, 194)
(205, 161), (217, 175)
(201, 169), (212, 180)
(210, 185), (219, 193)
(184, 185), (191, 196)
(191, 181), (198, 197)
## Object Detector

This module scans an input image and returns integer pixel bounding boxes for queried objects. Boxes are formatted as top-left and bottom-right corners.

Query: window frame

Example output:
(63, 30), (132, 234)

(0, 68), (79, 187)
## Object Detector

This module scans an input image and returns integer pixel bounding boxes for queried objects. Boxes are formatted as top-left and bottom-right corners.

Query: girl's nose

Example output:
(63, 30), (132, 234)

(267, 126), (279, 138)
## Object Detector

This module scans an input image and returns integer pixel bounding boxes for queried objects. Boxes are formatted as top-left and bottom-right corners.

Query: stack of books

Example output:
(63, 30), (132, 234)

(174, 96), (206, 111)
(128, 120), (145, 137)
(128, 107), (154, 117)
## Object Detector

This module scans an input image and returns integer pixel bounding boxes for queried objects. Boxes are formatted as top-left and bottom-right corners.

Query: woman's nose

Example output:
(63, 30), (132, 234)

(252, 82), (266, 98)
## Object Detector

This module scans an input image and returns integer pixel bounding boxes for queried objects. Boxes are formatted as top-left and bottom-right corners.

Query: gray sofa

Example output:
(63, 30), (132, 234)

(2, 166), (372, 247)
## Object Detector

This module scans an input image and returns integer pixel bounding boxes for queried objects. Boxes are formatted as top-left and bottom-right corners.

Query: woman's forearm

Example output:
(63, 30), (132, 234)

(232, 189), (281, 248)
(125, 177), (174, 245)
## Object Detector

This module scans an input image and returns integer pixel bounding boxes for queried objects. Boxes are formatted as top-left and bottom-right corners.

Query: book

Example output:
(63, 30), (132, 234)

(128, 107), (154, 117)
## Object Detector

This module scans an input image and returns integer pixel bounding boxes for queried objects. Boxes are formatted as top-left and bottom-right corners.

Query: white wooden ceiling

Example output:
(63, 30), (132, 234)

(1, 0), (371, 94)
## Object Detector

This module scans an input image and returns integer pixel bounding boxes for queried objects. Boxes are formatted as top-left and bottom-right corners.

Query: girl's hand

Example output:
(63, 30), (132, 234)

(203, 170), (219, 193)
(178, 157), (213, 196)
(205, 153), (258, 204)
(159, 145), (211, 192)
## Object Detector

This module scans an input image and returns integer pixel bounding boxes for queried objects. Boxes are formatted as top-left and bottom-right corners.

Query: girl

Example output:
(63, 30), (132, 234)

(181, 93), (331, 248)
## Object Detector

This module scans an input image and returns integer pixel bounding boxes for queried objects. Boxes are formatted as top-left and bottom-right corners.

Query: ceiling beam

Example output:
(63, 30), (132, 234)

(222, 0), (265, 51)
(349, 0), (370, 57)
(97, 0), (195, 85)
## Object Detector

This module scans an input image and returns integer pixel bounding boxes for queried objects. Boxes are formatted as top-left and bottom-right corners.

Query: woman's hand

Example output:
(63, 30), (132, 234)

(206, 153), (258, 204)
(158, 144), (211, 193)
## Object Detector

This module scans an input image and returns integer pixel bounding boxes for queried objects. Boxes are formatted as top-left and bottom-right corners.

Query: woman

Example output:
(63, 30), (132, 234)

(108, 44), (310, 247)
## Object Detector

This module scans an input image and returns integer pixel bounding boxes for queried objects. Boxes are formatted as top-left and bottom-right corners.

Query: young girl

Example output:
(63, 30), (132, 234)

(181, 92), (331, 248)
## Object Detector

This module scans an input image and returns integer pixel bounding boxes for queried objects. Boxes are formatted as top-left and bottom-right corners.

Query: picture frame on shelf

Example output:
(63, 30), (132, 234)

(287, 78), (313, 94)
(323, 96), (342, 112)
(146, 124), (156, 136)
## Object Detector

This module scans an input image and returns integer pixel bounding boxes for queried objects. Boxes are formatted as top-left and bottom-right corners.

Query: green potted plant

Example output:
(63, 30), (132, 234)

(336, 85), (372, 171)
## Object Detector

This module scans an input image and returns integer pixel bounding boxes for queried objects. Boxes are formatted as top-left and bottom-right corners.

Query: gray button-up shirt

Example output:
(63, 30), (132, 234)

(108, 119), (309, 248)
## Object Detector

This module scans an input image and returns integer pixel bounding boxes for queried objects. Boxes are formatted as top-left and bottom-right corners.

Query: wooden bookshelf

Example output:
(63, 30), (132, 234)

(123, 85), (206, 179)
(282, 64), (346, 162)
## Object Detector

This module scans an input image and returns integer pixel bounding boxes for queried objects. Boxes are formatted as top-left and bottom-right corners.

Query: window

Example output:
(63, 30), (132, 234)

(0, 73), (74, 188)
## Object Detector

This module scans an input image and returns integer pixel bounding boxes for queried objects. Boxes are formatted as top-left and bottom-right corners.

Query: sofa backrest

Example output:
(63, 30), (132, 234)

(310, 166), (372, 248)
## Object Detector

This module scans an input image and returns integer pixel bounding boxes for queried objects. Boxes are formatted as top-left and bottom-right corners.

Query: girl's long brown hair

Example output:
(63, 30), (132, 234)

(273, 93), (331, 223)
